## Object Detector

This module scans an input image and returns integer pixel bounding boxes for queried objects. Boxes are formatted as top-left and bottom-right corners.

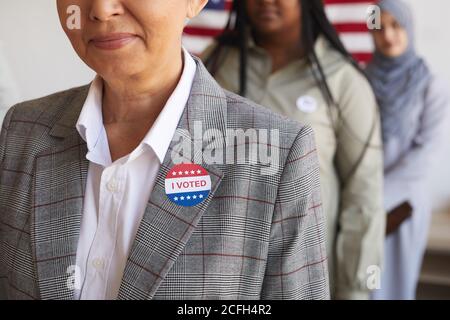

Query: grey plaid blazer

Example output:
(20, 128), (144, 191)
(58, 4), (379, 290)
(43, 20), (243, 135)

(0, 57), (329, 300)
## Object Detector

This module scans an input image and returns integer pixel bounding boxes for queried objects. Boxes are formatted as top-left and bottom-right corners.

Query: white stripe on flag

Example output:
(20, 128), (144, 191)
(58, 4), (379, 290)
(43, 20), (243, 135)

(187, 10), (230, 29)
(182, 35), (214, 54)
(325, 3), (373, 23)
(340, 33), (374, 52)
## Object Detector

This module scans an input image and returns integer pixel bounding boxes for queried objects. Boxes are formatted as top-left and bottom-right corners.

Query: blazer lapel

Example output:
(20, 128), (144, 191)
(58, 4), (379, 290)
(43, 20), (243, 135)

(32, 86), (90, 300)
(31, 59), (229, 300)
(117, 59), (228, 300)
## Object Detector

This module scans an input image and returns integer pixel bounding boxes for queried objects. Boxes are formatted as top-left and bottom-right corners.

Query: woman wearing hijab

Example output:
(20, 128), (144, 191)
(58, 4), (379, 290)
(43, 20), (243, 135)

(368, 0), (450, 300)
(202, 0), (385, 300)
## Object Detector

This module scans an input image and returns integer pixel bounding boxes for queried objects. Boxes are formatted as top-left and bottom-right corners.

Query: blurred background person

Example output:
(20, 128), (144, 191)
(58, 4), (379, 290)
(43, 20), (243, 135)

(0, 45), (20, 124)
(202, 0), (385, 300)
(367, 0), (450, 300)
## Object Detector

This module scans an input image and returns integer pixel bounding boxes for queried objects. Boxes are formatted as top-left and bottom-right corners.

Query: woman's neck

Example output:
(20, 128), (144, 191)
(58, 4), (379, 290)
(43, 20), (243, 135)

(101, 49), (184, 126)
(99, 49), (185, 162)
(253, 30), (305, 73)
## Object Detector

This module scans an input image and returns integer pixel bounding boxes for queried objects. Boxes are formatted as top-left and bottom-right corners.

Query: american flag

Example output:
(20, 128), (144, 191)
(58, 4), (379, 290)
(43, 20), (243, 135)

(183, 0), (375, 63)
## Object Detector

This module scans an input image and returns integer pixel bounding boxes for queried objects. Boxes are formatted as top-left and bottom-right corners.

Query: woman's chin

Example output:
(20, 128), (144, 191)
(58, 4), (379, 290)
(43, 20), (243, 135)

(86, 48), (146, 76)
(89, 59), (143, 81)
(85, 37), (143, 62)
(379, 44), (408, 58)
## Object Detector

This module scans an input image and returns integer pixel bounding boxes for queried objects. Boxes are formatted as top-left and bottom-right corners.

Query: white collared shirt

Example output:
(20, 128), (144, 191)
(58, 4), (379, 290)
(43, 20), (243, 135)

(74, 48), (196, 300)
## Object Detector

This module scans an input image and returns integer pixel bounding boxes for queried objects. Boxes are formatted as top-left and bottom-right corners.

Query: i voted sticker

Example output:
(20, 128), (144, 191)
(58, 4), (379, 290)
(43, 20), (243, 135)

(165, 164), (212, 207)
(296, 95), (318, 114)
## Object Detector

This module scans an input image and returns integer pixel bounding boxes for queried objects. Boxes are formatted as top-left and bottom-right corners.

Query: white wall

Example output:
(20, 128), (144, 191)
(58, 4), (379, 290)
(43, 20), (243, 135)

(405, 0), (450, 210)
(0, 0), (94, 102)
(1, 0), (450, 209)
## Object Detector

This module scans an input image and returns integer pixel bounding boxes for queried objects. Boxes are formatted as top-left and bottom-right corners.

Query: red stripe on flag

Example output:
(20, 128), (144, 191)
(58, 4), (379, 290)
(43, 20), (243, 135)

(324, 0), (374, 4)
(334, 23), (370, 33)
(184, 27), (224, 38)
(224, 0), (233, 10)
(351, 52), (373, 63)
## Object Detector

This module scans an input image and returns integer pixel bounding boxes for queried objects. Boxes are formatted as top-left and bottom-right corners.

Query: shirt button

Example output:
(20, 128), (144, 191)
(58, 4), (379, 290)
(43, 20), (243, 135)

(92, 258), (105, 270)
(106, 179), (118, 193)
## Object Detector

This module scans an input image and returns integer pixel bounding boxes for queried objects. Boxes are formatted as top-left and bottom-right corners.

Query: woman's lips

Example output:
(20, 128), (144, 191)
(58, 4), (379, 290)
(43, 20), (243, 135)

(90, 33), (137, 50)
(256, 8), (280, 20)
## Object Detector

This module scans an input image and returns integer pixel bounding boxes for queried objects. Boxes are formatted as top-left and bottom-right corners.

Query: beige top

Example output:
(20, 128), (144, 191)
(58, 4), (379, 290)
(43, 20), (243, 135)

(202, 37), (385, 299)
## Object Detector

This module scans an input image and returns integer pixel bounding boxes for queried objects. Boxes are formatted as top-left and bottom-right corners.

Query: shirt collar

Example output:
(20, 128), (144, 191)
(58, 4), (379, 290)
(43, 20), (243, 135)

(76, 75), (107, 164)
(139, 47), (197, 163)
(76, 47), (197, 165)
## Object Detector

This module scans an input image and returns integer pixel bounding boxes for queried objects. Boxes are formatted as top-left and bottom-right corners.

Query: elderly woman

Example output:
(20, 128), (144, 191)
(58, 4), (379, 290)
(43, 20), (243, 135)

(367, 0), (450, 300)
(0, 0), (329, 300)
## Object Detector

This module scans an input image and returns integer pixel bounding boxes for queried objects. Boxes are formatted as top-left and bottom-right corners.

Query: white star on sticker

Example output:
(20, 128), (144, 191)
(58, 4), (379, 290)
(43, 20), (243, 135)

(191, 170), (195, 174)
(199, 194), (204, 199)
(187, 196), (191, 200)
(174, 197), (179, 201)
(180, 196), (185, 200)
(178, 171), (183, 175)
(197, 170), (201, 174)
(193, 195), (197, 199)
(185, 171), (189, 175)
(172, 172), (177, 176)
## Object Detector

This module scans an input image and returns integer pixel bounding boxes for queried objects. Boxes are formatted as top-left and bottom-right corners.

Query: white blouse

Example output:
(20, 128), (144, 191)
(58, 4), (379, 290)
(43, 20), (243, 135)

(74, 48), (196, 300)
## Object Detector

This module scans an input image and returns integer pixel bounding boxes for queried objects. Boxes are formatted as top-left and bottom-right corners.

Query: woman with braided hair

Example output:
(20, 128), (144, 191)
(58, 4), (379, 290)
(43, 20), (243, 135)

(202, 0), (385, 300)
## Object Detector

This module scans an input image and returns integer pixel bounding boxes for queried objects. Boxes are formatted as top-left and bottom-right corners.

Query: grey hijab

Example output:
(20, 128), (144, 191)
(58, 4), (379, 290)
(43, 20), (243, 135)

(366, 0), (431, 142)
